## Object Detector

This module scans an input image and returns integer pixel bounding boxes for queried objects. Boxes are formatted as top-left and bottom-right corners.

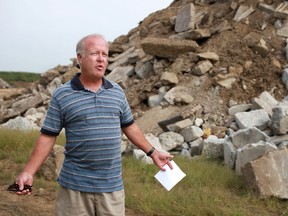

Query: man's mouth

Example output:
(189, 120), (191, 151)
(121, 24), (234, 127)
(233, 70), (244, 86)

(96, 65), (104, 70)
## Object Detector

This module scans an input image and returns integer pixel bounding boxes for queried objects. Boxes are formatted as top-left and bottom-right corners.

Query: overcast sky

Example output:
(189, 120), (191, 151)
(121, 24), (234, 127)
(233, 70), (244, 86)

(0, 0), (173, 73)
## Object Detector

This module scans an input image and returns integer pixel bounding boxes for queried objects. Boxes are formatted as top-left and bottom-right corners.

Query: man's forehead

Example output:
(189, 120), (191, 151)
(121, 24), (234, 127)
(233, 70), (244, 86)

(84, 38), (108, 49)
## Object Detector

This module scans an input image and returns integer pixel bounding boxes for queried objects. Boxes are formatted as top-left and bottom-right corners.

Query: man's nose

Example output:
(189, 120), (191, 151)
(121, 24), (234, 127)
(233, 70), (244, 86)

(97, 54), (105, 61)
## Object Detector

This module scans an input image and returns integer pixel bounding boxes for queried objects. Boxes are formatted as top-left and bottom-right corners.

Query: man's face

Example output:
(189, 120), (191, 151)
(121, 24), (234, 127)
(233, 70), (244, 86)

(78, 36), (108, 80)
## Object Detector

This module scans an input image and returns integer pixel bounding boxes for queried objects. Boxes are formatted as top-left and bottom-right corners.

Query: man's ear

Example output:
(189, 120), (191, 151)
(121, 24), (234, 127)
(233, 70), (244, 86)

(77, 53), (82, 64)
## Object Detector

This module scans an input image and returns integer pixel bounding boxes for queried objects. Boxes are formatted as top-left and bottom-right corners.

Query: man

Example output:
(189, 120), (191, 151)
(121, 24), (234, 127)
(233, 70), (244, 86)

(15, 33), (173, 216)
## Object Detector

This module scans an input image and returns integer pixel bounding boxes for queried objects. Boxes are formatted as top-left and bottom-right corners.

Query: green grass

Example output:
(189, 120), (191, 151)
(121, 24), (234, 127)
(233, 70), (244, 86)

(0, 71), (41, 85)
(0, 128), (38, 161)
(0, 128), (66, 161)
(0, 128), (64, 192)
(123, 156), (288, 216)
(0, 128), (287, 216)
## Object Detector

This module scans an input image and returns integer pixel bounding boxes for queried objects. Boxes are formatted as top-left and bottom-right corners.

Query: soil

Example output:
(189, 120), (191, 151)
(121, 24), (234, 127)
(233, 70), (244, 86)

(0, 187), (143, 216)
(0, 186), (56, 216)
(0, 162), (145, 216)
(1, 0), (288, 215)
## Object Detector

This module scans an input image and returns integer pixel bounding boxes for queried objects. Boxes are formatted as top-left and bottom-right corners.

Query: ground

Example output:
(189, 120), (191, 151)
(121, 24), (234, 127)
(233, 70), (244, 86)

(0, 186), (56, 216)
(0, 188), (143, 216)
(1, 0), (288, 215)
(0, 161), (145, 216)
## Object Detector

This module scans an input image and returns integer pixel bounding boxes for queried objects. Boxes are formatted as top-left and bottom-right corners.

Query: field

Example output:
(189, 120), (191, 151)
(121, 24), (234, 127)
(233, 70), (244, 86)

(0, 71), (41, 84)
(0, 71), (40, 99)
(0, 129), (287, 216)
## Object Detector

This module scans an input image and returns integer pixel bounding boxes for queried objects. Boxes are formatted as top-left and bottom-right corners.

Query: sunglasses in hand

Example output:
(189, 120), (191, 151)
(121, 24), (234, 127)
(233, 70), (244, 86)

(7, 182), (32, 192)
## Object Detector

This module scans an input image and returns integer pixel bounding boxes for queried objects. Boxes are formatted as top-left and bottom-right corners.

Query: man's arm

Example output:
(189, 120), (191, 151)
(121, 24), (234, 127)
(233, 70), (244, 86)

(15, 133), (57, 195)
(122, 123), (173, 171)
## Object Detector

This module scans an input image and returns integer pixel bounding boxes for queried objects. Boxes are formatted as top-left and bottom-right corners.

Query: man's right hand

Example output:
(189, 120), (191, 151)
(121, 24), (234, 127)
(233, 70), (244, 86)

(15, 171), (33, 195)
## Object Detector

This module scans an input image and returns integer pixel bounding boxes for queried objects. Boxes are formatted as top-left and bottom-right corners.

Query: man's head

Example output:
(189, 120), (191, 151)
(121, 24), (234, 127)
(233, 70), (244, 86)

(76, 34), (109, 80)
(76, 33), (109, 57)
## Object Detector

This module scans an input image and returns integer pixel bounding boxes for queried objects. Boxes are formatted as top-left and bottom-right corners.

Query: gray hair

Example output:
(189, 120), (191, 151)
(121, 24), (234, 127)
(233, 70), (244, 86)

(76, 33), (109, 56)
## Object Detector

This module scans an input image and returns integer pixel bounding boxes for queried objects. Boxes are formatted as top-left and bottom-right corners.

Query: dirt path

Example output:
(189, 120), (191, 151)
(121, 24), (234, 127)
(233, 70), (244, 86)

(0, 185), (55, 216)
(0, 184), (144, 216)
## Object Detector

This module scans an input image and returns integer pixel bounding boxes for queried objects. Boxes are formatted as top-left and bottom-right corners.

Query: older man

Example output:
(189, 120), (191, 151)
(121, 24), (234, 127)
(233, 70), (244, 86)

(15, 33), (173, 216)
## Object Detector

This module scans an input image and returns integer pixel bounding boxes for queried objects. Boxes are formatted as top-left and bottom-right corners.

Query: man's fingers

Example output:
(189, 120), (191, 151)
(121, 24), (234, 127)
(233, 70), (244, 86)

(167, 160), (173, 170)
(159, 161), (173, 171)
(16, 189), (31, 195)
(16, 180), (24, 191)
(159, 165), (166, 171)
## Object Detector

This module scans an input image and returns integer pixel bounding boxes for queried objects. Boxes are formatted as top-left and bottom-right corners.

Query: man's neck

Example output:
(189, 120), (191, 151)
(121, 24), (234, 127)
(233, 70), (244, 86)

(79, 74), (103, 93)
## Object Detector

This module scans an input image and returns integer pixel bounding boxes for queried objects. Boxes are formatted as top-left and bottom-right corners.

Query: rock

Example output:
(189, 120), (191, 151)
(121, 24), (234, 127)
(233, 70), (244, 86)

(106, 66), (134, 89)
(228, 104), (252, 116)
(167, 118), (193, 133)
(202, 135), (225, 160)
(141, 37), (198, 58)
(229, 127), (271, 149)
(197, 52), (219, 63)
(1, 116), (39, 130)
(270, 102), (288, 135)
(180, 125), (203, 142)
(158, 131), (185, 151)
(242, 148), (288, 199)
(282, 68), (288, 89)
(160, 72), (179, 86)
(191, 60), (213, 76)
(40, 144), (64, 181)
(164, 86), (194, 105)
(175, 3), (196, 33)
(235, 109), (270, 130)
(189, 138), (203, 156)
(233, 5), (255, 22)
(251, 91), (278, 117)
(235, 141), (277, 175)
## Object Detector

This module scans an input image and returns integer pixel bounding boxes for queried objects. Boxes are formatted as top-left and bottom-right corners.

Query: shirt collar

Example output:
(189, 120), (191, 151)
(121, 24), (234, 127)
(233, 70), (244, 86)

(71, 72), (113, 90)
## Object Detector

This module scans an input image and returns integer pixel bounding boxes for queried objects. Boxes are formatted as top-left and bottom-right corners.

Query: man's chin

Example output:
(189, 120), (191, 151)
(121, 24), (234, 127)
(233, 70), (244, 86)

(94, 71), (105, 77)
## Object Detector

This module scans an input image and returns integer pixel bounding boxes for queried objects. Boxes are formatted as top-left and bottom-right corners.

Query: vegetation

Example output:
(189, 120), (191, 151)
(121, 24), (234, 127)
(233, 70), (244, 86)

(1, 128), (287, 216)
(0, 128), (64, 191)
(123, 157), (288, 216)
(0, 71), (41, 85)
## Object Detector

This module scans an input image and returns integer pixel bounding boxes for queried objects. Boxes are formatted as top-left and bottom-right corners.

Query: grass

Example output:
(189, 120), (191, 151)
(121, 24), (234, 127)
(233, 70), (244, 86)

(0, 128), (39, 162)
(0, 71), (41, 85)
(0, 128), (287, 216)
(0, 128), (66, 159)
(0, 128), (65, 190)
(123, 157), (288, 216)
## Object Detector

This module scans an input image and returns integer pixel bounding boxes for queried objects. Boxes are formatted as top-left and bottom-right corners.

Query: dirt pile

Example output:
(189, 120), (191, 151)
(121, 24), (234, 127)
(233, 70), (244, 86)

(109, 0), (288, 129)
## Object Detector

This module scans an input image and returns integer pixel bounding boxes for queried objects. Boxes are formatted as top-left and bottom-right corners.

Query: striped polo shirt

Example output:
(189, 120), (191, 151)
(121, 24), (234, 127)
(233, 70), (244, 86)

(41, 73), (134, 193)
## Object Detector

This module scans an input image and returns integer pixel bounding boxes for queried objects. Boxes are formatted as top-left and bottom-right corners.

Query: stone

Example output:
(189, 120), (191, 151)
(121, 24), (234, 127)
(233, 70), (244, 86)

(141, 37), (198, 58)
(242, 148), (288, 199)
(175, 3), (196, 33)
(235, 141), (277, 175)
(235, 109), (270, 130)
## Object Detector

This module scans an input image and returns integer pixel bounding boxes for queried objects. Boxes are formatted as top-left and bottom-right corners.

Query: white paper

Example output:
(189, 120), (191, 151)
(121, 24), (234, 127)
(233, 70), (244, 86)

(154, 160), (186, 191)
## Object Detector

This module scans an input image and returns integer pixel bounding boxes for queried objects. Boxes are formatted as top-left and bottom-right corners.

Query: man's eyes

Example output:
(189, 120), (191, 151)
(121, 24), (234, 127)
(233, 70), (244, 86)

(91, 52), (108, 56)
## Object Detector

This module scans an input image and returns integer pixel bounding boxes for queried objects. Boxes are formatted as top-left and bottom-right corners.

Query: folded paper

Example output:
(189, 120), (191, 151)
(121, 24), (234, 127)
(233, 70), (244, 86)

(154, 160), (186, 191)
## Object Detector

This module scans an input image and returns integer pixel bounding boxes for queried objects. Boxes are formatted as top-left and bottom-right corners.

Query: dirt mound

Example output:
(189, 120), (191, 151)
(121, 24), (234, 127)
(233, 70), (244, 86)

(115, 0), (288, 125)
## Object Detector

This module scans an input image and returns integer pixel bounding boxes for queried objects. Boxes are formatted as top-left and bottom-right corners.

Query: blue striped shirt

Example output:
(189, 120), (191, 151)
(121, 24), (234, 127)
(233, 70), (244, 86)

(41, 73), (134, 193)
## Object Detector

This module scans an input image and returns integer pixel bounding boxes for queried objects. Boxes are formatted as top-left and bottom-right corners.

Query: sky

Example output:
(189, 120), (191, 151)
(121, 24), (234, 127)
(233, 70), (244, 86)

(0, 0), (173, 73)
